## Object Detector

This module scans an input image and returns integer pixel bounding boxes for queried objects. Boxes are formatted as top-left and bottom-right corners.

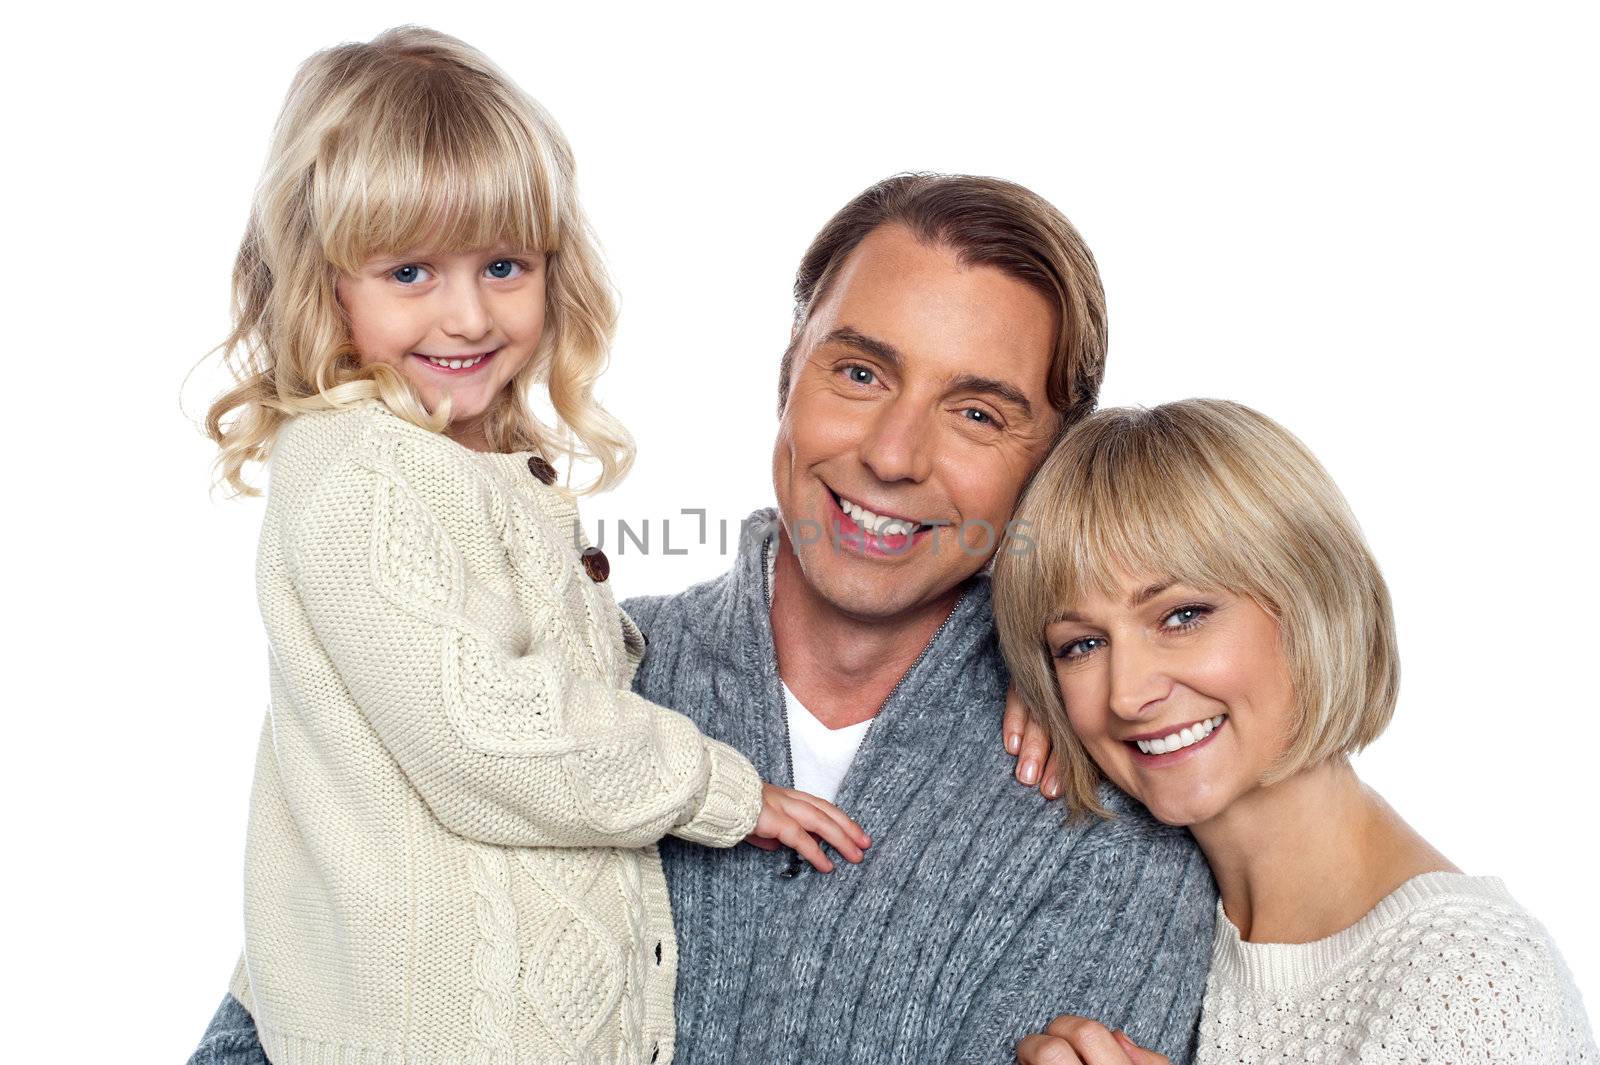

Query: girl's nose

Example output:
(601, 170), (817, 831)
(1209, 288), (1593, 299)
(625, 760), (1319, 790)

(440, 278), (492, 340)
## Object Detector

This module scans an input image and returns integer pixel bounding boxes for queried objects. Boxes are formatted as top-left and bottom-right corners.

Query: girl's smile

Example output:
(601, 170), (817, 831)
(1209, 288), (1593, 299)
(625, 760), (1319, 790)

(412, 349), (499, 373)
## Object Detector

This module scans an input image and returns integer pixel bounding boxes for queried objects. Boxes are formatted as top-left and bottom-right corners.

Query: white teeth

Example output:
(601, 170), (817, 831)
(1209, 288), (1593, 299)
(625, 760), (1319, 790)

(835, 492), (923, 538)
(1135, 715), (1226, 756)
(423, 354), (485, 369)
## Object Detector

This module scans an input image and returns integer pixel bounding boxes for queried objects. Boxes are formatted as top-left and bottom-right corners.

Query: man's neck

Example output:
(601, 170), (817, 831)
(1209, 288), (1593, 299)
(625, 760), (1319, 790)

(767, 531), (965, 730)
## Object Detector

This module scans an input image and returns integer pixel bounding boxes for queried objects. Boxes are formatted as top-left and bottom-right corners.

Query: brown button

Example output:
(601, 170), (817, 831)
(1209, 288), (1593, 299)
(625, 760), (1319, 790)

(526, 455), (556, 485)
(581, 546), (610, 583)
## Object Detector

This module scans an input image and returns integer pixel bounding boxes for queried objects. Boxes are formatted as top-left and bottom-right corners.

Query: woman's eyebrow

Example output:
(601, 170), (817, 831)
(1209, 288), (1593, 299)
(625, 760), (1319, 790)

(1052, 581), (1179, 625)
(1129, 581), (1176, 607)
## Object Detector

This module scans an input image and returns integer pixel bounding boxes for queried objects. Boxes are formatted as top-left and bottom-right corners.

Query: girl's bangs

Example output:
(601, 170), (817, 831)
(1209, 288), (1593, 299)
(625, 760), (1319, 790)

(320, 91), (561, 272)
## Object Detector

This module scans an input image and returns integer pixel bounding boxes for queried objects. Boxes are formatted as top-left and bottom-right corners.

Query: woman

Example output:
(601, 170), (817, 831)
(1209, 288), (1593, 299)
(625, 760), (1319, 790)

(992, 399), (1596, 1064)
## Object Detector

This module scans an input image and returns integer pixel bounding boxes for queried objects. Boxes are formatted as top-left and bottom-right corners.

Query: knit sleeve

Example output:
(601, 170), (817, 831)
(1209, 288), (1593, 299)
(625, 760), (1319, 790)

(943, 823), (1216, 1065)
(279, 429), (763, 851)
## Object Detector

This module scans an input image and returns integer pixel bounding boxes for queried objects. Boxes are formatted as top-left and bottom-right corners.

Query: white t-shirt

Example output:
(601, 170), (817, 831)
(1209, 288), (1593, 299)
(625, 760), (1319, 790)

(781, 680), (871, 804)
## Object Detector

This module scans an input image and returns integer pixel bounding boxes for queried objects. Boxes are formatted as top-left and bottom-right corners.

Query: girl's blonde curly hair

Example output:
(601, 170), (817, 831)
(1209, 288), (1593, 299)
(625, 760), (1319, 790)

(205, 25), (633, 496)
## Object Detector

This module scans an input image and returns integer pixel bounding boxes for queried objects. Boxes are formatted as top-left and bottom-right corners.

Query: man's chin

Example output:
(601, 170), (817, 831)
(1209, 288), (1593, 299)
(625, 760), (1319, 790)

(793, 546), (966, 622)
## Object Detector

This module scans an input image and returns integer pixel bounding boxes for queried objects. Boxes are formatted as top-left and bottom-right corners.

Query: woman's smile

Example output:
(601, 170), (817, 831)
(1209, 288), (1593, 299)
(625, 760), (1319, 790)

(1125, 713), (1228, 764)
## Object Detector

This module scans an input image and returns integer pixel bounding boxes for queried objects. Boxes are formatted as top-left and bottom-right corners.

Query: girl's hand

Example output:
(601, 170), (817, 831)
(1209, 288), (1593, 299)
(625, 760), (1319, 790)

(1016, 1015), (1170, 1065)
(1003, 685), (1061, 798)
(745, 784), (872, 872)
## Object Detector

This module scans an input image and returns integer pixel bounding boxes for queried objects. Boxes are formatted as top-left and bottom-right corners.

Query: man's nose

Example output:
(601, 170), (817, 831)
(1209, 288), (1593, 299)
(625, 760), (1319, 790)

(857, 395), (934, 484)
(1108, 638), (1171, 722)
(440, 277), (492, 340)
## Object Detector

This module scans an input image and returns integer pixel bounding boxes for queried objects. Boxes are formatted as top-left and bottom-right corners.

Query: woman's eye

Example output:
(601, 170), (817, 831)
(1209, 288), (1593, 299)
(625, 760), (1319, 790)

(1162, 605), (1211, 630)
(392, 264), (430, 285)
(1056, 636), (1106, 660)
(844, 365), (876, 385)
(485, 259), (522, 280)
(961, 408), (996, 427)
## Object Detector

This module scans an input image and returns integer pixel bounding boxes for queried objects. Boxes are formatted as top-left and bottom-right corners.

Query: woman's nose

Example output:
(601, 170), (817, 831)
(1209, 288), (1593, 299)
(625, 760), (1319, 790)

(1107, 640), (1169, 721)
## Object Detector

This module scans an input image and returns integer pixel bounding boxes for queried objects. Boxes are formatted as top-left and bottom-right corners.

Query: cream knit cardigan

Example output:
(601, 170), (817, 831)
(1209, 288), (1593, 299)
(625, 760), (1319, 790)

(227, 400), (764, 1065)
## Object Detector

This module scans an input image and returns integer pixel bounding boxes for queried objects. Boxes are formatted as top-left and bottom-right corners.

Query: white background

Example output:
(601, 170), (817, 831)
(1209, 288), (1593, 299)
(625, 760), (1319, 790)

(3, 1), (1595, 1058)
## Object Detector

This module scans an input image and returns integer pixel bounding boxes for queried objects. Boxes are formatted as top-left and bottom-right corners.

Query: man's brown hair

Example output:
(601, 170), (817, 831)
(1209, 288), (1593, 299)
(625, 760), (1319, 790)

(778, 173), (1108, 432)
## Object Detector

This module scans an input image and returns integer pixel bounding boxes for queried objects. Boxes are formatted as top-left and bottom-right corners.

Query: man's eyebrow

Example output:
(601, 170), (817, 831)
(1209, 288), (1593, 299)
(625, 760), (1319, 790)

(946, 372), (1034, 419)
(822, 326), (903, 367)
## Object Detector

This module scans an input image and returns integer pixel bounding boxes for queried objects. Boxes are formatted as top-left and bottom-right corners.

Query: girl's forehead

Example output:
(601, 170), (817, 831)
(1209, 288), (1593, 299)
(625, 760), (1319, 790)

(356, 239), (542, 263)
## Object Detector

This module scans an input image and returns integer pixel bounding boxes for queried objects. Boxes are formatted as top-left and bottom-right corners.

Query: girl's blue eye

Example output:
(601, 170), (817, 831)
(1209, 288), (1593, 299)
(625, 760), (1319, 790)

(486, 259), (522, 279)
(392, 264), (428, 285)
(845, 365), (876, 385)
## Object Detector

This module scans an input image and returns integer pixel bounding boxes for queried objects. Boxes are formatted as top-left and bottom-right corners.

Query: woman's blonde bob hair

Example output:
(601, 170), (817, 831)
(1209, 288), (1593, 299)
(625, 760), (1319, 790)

(992, 399), (1399, 819)
(204, 25), (632, 495)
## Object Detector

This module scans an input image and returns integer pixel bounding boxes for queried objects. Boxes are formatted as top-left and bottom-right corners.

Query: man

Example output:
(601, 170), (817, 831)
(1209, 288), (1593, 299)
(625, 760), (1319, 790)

(629, 174), (1214, 1064)
(191, 174), (1215, 1065)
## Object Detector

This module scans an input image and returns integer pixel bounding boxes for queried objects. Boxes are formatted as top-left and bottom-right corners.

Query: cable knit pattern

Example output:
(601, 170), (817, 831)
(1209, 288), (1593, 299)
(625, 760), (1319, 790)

(1197, 872), (1598, 1064)
(228, 399), (763, 1065)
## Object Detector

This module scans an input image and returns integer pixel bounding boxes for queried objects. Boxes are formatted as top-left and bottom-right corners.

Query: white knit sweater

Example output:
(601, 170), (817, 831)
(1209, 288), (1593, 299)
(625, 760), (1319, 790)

(227, 400), (764, 1065)
(1196, 872), (1597, 1064)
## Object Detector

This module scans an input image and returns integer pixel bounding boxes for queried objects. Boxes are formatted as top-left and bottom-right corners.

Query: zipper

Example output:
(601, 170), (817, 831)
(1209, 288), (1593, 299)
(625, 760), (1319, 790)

(763, 534), (970, 878)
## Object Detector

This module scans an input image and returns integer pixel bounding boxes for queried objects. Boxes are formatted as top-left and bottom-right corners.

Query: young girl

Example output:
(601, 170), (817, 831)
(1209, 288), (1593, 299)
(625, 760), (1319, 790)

(194, 26), (868, 1065)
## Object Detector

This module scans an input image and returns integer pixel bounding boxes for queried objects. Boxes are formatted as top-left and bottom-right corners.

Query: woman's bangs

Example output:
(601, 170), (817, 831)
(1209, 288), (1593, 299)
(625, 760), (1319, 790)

(1049, 438), (1243, 614)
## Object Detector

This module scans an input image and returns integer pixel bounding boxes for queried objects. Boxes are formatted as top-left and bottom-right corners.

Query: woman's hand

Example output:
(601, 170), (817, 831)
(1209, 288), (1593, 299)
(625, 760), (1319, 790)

(1003, 685), (1061, 798)
(1016, 1015), (1170, 1065)
(745, 784), (872, 872)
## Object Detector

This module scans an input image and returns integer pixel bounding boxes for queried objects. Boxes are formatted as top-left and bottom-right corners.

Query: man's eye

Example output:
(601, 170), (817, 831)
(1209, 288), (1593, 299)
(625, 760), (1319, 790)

(963, 408), (994, 425)
(392, 264), (430, 285)
(845, 365), (876, 385)
(485, 259), (522, 279)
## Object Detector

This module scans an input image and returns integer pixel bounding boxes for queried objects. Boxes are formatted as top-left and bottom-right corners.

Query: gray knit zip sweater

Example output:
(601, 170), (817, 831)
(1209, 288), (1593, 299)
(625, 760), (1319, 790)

(622, 509), (1218, 1065)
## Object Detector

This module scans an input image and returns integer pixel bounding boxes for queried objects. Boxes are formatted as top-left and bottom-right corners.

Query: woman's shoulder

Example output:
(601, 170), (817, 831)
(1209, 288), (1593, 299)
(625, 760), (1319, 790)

(1202, 874), (1597, 1062)
(1371, 875), (1596, 1056)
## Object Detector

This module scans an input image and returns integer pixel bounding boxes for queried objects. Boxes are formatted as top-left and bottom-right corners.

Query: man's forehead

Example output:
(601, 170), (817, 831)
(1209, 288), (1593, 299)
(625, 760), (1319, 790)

(808, 227), (1057, 391)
